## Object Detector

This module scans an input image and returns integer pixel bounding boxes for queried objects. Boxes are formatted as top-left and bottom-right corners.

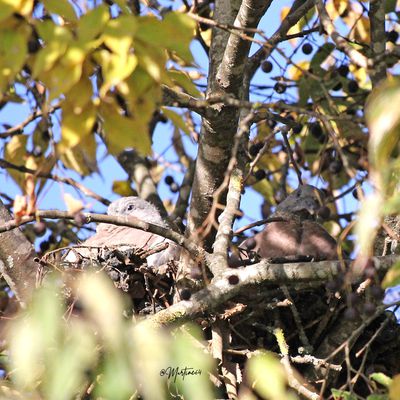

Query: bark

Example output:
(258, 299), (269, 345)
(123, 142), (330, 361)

(187, 0), (270, 250)
(0, 200), (38, 305)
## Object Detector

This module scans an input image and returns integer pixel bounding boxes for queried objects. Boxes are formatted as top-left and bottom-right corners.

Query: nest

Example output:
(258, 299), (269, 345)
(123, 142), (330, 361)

(38, 246), (400, 397)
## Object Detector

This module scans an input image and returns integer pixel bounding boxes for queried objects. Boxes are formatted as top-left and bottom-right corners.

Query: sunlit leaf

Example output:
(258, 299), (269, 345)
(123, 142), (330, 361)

(355, 194), (383, 255)
(136, 12), (195, 63)
(77, 4), (110, 42)
(112, 180), (137, 197)
(246, 352), (288, 400)
(390, 374), (400, 400)
(60, 101), (97, 148)
(101, 102), (152, 155)
(383, 261), (400, 288)
(0, 25), (29, 92)
(167, 69), (202, 97)
(4, 135), (28, 190)
(42, 0), (77, 22)
(370, 372), (393, 388)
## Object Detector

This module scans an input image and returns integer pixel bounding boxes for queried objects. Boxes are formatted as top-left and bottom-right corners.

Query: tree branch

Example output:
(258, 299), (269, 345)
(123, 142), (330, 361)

(144, 255), (398, 327)
(0, 210), (208, 264)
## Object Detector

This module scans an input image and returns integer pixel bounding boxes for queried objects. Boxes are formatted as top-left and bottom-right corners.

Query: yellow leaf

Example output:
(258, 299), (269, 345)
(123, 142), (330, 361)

(42, 0), (77, 22)
(65, 76), (93, 110)
(77, 4), (110, 42)
(389, 374), (400, 400)
(59, 134), (98, 176)
(95, 50), (138, 97)
(60, 102), (97, 148)
(101, 102), (151, 155)
(4, 135), (28, 189)
(136, 12), (195, 63)
(247, 352), (288, 400)
(32, 22), (72, 77)
(288, 61), (309, 81)
(0, 0), (16, 22)
(355, 194), (383, 255)
(102, 15), (137, 55)
(0, 26), (29, 92)
(112, 180), (137, 197)
(167, 69), (202, 97)
(64, 193), (84, 214)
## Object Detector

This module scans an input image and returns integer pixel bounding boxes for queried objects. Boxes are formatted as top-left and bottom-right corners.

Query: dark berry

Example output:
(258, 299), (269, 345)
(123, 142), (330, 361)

(337, 64), (349, 77)
(261, 61), (273, 73)
(370, 285), (384, 300)
(170, 182), (179, 193)
(33, 221), (46, 236)
(48, 235), (57, 244)
(228, 275), (239, 285)
(348, 80), (359, 93)
(348, 292), (360, 306)
(249, 142), (264, 157)
(332, 82), (342, 91)
(317, 206), (331, 220)
(386, 30), (399, 43)
(164, 175), (174, 185)
(352, 189), (359, 199)
(326, 280), (338, 292)
(329, 160), (343, 174)
(254, 169), (266, 181)
(40, 241), (50, 253)
(180, 288), (191, 300)
(28, 38), (41, 54)
(310, 123), (323, 138)
(159, 114), (168, 123)
(274, 82), (286, 94)
(344, 307), (357, 321)
(363, 302), (376, 316)
(302, 43), (313, 55)
(292, 123), (303, 134)
(245, 237), (257, 250)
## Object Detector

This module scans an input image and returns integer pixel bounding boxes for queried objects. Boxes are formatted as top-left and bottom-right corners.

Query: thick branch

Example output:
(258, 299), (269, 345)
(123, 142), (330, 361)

(146, 255), (398, 327)
(0, 200), (39, 305)
(369, 0), (387, 86)
(0, 210), (207, 264)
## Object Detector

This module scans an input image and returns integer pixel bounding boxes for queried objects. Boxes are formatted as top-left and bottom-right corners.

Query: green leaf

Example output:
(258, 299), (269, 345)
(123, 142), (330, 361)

(366, 78), (400, 175)
(0, 26), (29, 92)
(60, 102), (97, 148)
(77, 4), (110, 42)
(331, 389), (358, 400)
(167, 69), (201, 97)
(383, 261), (400, 288)
(101, 102), (152, 155)
(136, 12), (195, 63)
(370, 372), (393, 388)
(42, 0), (77, 22)
(385, 0), (397, 13)
(246, 352), (288, 400)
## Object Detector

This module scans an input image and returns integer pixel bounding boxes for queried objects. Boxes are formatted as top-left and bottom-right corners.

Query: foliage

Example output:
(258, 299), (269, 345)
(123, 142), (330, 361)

(1, 0), (400, 399)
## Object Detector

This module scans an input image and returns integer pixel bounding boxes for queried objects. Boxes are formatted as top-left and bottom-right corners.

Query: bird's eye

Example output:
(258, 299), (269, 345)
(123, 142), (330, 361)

(127, 204), (134, 211)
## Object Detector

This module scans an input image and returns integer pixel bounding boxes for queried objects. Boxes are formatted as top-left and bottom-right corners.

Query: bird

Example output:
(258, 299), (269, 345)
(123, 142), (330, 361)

(65, 197), (179, 268)
(236, 185), (338, 263)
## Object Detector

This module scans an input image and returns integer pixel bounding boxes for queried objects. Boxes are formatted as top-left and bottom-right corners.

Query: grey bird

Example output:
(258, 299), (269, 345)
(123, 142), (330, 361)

(237, 185), (338, 262)
(65, 197), (179, 268)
